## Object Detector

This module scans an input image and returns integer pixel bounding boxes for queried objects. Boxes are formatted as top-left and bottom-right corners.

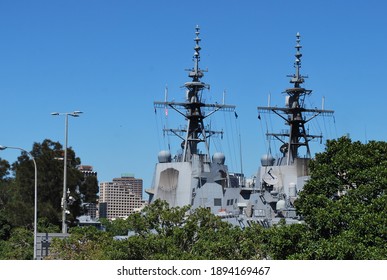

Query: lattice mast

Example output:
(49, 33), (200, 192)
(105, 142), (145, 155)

(154, 25), (235, 162)
(258, 33), (334, 165)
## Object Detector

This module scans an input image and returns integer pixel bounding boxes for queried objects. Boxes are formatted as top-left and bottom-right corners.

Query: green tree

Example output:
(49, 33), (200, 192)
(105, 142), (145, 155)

(48, 200), (264, 260)
(47, 226), (112, 260)
(183, 208), (263, 260)
(0, 158), (10, 180)
(0, 211), (12, 241)
(0, 227), (33, 260)
(100, 217), (130, 236)
(290, 137), (387, 259)
(0, 158), (12, 241)
(37, 217), (61, 233)
(2, 139), (87, 230)
(79, 175), (99, 203)
(259, 220), (312, 259)
(0, 139), (99, 259)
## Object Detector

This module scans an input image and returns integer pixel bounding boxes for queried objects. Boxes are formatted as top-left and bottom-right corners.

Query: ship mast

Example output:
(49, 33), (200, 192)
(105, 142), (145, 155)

(154, 25), (235, 162)
(258, 33), (334, 164)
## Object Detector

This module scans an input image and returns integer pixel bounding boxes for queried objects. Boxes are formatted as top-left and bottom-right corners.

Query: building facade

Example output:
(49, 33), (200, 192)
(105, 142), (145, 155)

(99, 174), (143, 219)
(112, 173), (143, 198)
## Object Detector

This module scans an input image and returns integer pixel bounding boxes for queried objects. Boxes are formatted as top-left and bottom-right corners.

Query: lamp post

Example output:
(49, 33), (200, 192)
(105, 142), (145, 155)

(51, 111), (82, 233)
(0, 145), (38, 260)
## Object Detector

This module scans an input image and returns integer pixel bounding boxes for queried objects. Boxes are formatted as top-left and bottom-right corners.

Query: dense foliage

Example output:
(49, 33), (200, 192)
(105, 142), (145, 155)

(0, 139), (99, 259)
(48, 200), (264, 260)
(292, 137), (387, 259)
(1, 137), (386, 259)
(261, 137), (387, 259)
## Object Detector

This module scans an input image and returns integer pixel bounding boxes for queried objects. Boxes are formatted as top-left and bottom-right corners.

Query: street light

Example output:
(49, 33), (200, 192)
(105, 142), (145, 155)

(0, 145), (38, 260)
(51, 110), (82, 233)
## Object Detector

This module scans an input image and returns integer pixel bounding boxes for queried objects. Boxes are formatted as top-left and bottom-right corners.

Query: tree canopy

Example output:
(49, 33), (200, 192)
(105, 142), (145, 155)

(291, 137), (387, 259)
(49, 200), (264, 260)
(0, 139), (99, 259)
(2, 139), (86, 229)
(256, 137), (386, 260)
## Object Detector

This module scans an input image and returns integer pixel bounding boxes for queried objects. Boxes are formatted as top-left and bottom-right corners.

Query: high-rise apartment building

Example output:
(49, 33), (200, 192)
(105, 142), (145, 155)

(99, 174), (143, 219)
(112, 173), (143, 199)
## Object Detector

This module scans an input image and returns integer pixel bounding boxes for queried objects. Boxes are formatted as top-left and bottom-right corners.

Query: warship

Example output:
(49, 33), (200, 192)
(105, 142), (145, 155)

(240, 32), (334, 227)
(146, 25), (243, 219)
(146, 27), (334, 227)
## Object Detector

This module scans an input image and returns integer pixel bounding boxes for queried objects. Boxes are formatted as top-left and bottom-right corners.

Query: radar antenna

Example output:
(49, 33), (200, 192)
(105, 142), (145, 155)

(154, 25), (235, 162)
(258, 33), (334, 164)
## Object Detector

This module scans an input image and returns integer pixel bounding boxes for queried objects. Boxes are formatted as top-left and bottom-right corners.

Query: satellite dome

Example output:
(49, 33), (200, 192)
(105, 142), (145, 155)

(158, 150), (172, 163)
(261, 154), (275, 166)
(276, 199), (286, 210)
(212, 152), (226, 164)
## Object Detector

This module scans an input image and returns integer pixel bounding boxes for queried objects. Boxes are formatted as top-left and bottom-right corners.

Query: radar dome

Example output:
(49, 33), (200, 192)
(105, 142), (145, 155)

(261, 154), (275, 166)
(276, 199), (286, 210)
(158, 150), (172, 163)
(212, 152), (226, 164)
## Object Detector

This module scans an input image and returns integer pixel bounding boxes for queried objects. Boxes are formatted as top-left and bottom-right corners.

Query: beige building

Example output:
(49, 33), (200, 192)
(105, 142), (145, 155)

(99, 174), (143, 219)
(112, 174), (143, 198)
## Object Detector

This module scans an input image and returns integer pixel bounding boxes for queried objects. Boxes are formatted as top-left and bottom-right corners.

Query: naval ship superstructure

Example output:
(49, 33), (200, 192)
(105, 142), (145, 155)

(146, 26), (243, 217)
(237, 33), (334, 227)
(147, 28), (334, 228)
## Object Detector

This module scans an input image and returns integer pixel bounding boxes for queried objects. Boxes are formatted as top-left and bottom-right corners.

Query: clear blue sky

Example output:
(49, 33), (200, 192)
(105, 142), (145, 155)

(0, 0), (386, 196)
